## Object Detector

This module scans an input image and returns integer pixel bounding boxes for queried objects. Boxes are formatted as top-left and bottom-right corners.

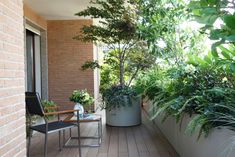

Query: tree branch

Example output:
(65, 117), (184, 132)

(128, 66), (140, 87)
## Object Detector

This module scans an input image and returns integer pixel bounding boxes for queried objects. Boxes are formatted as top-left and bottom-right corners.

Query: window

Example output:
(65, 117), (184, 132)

(26, 29), (42, 96)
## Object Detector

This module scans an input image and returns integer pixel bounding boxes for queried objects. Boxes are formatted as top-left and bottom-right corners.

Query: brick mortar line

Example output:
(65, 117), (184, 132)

(0, 133), (26, 154)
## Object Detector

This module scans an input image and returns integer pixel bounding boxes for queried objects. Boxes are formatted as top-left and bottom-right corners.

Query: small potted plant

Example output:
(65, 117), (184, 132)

(69, 89), (94, 117)
(42, 100), (57, 119)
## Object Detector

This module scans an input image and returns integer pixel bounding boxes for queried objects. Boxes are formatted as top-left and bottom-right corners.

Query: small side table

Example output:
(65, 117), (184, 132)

(63, 114), (102, 147)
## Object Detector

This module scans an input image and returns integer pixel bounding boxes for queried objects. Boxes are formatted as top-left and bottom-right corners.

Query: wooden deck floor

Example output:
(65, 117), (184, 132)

(29, 111), (179, 157)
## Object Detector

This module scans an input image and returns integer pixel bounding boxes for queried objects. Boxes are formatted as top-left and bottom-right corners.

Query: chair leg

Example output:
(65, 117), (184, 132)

(63, 130), (66, 147)
(59, 131), (62, 151)
(77, 124), (81, 157)
(27, 130), (32, 157)
(44, 133), (48, 157)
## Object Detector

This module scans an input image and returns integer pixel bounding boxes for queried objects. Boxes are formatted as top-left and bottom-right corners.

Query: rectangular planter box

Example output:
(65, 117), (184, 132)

(154, 114), (235, 157)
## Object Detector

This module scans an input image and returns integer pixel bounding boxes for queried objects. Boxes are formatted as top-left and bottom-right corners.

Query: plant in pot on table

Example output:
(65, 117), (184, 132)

(69, 89), (94, 118)
(74, 0), (156, 126)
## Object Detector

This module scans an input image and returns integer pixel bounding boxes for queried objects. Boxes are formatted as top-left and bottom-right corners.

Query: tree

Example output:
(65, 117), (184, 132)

(189, 0), (235, 72)
(189, 0), (235, 51)
(137, 0), (206, 65)
(74, 0), (155, 87)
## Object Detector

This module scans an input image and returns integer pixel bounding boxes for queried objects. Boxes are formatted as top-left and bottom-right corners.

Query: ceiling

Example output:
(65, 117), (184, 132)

(24, 0), (92, 20)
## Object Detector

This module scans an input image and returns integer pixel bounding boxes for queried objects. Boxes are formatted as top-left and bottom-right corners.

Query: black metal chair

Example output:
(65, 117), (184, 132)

(25, 92), (81, 157)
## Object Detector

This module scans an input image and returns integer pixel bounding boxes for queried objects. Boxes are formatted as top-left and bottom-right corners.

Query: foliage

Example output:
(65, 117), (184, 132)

(26, 115), (38, 137)
(74, 0), (137, 44)
(42, 100), (57, 112)
(81, 60), (100, 70)
(135, 67), (168, 100)
(74, 0), (141, 86)
(99, 45), (156, 92)
(42, 100), (58, 119)
(75, 0), (156, 87)
(101, 85), (139, 111)
(188, 0), (235, 53)
(136, 50), (235, 137)
(134, 0), (235, 140)
(69, 89), (94, 105)
(100, 64), (119, 93)
(137, 0), (206, 64)
(74, 0), (157, 110)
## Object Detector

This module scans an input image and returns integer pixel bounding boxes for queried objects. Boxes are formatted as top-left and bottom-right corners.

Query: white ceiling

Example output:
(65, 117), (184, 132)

(24, 0), (92, 20)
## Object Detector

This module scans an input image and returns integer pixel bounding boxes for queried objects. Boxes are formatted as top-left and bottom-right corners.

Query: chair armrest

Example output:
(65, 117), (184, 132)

(44, 109), (79, 116)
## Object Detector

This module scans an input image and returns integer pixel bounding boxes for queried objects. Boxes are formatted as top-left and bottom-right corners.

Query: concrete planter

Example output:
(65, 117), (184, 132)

(154, 114), (235, 157)
(106, 96), (141, 127)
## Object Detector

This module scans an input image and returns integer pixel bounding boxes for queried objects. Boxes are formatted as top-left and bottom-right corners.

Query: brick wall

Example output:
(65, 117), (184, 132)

(23, 4), (47, 30)
(47, 20), (94, 111)
(0, 0), (26, 157)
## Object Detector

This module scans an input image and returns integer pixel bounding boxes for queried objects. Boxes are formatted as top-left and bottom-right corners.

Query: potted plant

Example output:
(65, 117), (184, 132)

(42, 100), (57, 119)
(69, 89), (94, 117)
(74, 0), (155, 126)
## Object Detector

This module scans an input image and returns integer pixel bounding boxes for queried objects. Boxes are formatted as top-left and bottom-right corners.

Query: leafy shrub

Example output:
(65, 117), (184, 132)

(137, 54), (235, 137)
(69, 89), (94, 105)
(102, 85), (139, 111)
(42, 100), (57, 112)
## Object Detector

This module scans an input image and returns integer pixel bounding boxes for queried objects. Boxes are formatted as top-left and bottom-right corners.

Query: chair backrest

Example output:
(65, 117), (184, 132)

(25, 92), (44, 116)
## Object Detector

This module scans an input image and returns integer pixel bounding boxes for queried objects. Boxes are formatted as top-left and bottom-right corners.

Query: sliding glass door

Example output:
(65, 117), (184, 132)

(26, 30), (42, 96)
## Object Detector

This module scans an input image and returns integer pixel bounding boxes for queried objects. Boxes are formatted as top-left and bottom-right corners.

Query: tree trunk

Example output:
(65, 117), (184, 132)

(119, 59), (124, 87)
(118, 44), (125, 87)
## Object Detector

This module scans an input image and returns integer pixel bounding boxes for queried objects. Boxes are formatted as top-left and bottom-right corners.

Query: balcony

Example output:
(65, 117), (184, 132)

(1, 0), (235, 157)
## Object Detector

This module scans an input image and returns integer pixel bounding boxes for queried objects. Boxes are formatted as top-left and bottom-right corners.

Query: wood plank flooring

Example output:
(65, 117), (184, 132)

(28, 110), (179, 157)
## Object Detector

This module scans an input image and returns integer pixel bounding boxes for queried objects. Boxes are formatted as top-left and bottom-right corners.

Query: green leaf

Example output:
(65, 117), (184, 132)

(188, 1), (201, 9)
(227, 45), (235, 56)
(219, 45), (234, 59)
(225, 35), (235, 42)
(192, 9), (202, 16)
(203, 8), (218, 15)
(230, 63), (235, 72)
(195, 56), (208, 66)
(211, 40), (225, 57)
(210, 29), (221, 40)
(220, 50), (231, 60)
(204, 54), (213, 64)
(223, 15), (235, 29)
(195, 15), (218, 25)
(187, 55), (199, 66)
(211, 49), (219, 57)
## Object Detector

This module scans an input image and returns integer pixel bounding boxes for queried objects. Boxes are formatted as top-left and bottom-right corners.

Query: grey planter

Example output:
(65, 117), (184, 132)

(106, 96), (142, 127)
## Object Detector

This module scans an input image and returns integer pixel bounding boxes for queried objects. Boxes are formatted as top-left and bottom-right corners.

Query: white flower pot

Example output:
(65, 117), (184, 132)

(106, 96), (141, 127)
(74, 103), (84, 116)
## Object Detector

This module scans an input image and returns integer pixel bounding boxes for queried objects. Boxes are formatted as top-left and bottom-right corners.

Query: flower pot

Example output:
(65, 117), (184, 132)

(106, 96), (141, 127)
(74, 103), (84, 116)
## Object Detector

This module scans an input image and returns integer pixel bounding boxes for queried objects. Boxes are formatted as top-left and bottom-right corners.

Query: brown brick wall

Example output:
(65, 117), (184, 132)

(23, 4), (47, 29)
(47, 20), (94, 110)
(0, 0), (26, 157)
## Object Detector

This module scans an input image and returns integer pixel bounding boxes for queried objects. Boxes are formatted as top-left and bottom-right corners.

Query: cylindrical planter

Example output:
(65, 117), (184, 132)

(106, 96), (142, 127)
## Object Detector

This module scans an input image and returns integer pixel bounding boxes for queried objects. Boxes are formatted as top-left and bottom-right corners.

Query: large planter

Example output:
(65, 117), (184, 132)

(143, 99), (235, 157)
(106, 96), (141, 127)
(154, 114), (235, 157)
